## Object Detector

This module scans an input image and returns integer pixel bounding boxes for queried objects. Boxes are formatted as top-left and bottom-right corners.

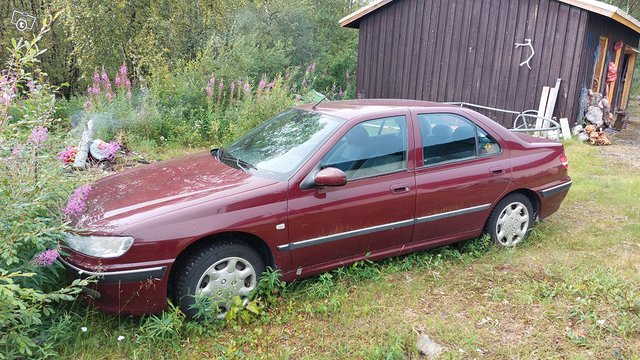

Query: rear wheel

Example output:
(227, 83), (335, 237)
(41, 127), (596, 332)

(486, 193), (534, 247)
(172, 240), (264, 319)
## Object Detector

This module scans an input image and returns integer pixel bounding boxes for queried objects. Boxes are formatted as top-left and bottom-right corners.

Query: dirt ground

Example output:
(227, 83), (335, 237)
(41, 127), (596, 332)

(600, 113), (640, 170)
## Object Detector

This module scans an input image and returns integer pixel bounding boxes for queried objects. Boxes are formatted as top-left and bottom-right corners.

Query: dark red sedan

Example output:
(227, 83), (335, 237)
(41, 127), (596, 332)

(60, 99), (571, 317)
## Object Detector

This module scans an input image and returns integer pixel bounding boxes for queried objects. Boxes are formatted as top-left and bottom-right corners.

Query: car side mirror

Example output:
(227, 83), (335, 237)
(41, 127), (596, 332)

(314, 167), (347, 187)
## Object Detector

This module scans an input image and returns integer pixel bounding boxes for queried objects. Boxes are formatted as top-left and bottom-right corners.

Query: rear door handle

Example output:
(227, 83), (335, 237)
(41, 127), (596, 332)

(390, 184), (410, 194)
(490, 166), (504, 175)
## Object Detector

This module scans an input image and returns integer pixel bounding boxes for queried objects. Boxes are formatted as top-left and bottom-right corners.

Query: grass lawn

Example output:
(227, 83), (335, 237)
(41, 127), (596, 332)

(61, 119), (640, 359)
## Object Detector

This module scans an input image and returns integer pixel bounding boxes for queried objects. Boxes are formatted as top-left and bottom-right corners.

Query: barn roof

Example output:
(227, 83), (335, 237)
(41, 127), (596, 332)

(340, 0), (640, 34)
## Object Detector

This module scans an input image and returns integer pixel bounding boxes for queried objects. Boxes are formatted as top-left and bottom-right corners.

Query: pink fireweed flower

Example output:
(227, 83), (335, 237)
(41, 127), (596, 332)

(206, 85), (213, 98)
(120, 62), (127, 77)
(218, 79), (224, 92)
(209, 76), (216, 86)
(125, 79), (131, 91)
(115, 75), (121, 88)
(93, 71), (100, 84)
(257, 78), (266, 96)
(63, 185), (91, 218)
(101, 66), (109, 83)
(26, 80), (36, 92)
(11, 144), (23, 157)
(230, 82), (235, 94)
(126, 89), (132, 99)
(243, 82), (250, 93)
(32, 249), (59, 267)
(28, 126), (48, 147)
(87, 85), (100, 96)
(306, 62), (316, 74)
(104, 141), (121, 160)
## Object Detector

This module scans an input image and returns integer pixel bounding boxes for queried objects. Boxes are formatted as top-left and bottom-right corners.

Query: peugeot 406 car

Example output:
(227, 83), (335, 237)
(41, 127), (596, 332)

(60, 99), (571, 317)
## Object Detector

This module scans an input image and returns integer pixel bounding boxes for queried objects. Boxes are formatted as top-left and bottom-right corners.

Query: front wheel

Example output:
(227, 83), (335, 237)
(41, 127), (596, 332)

(486, 193), (534, 247)
(172, 240), (265, 319)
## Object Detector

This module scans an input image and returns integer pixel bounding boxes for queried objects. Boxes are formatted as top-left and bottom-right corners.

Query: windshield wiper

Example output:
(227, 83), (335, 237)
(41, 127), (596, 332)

(217, 147), (255, 172)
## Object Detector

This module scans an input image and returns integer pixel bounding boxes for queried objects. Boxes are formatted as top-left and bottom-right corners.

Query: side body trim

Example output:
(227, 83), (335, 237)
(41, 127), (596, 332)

(540, 180), (572, 198)
(415, 203), (491, 224)
(278, 203), (492, 251)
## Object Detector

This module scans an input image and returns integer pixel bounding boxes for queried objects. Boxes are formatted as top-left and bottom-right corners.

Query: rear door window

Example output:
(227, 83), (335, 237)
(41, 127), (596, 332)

(418, 113), (501, 166)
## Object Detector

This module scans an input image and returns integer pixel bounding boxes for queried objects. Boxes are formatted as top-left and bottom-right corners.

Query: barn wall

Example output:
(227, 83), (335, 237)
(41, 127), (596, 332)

(576, 13), (640, 123)
(355, 0), (590, 126)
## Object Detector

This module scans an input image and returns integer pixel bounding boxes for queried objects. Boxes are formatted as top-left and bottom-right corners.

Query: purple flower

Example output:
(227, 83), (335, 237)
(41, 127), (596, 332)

(120, 62), (127, 77)
(26, 80), (36, 92)
(257, 78), (266, 96)
(93, 71), (100, 84)
(11, 144), (23, 156)
(32, 249), (59, 267)
(206, 85), (213, 98)
(28, 126), (48, 147)
(104, 141), (121, 160)
(243, 82), (250, 92)
(115, 75), (121, 88)
(101, 67), (109, 83)
(126, 89), (132, 99)
(62, 185), (91, 218)
(209, 76), (216, 86)
(230, 82), (235, 93)
(125, 79), (131, 91)
(56, 146), (78, 164)
(266, 81), (275, 89)
(218, 79), (224, 91)
(306, 62), (316, 74)
(87, 85), (100, 96)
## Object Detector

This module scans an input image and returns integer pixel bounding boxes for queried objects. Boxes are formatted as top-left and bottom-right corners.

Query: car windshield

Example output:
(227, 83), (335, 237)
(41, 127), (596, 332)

(218, 108), (344, 181)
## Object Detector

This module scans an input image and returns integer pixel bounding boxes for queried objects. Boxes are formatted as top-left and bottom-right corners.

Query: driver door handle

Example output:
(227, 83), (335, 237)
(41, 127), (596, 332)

(390, 184), (410, 194)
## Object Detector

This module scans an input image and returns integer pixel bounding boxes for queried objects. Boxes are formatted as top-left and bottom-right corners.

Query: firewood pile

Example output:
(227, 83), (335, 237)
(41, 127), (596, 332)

(572, 90), (613, 146)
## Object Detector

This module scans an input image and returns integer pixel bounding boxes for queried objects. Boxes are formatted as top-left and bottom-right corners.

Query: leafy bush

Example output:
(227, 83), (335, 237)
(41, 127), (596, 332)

(1, 18), (89, 358)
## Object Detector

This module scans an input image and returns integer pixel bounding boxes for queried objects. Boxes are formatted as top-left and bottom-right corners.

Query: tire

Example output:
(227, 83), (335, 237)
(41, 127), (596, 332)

(485, 193), (534, 247)
(172, 240), (265, 319)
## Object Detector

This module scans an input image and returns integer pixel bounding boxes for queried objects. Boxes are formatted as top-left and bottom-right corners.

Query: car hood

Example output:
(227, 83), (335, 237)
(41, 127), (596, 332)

(75, 151), (277, 231)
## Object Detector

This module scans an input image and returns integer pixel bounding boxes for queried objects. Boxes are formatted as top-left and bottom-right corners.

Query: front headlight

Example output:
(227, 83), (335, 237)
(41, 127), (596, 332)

(63, 234), (134, 258)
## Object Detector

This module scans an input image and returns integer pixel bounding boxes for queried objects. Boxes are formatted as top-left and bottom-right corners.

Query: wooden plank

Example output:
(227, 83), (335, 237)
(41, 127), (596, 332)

(397, 0), (410, 98)
(445, 0), (465, 102)
(534, 86), (551, 137)
(620, 49), (637, 109)
(560, 118), (572, 139)
(429, 0), (449, 101)
(555, 4), (578, 120)
(470, 0), (492, 104)
(418, 0), (446, 100)
(415, 0), (433, 100)
(542, 78), (562, 137)
(453, 0), (474, 102)
(386, 3), (400, 98)
(505, 0), (530, 115)
(404, 0), (419, 99)
(461, 0), (482, 102)
(477, 0), (501, 116)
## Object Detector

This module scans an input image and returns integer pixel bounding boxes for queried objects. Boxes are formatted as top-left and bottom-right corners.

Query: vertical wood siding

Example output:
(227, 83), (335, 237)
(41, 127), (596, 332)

(355, 0), (595, 126)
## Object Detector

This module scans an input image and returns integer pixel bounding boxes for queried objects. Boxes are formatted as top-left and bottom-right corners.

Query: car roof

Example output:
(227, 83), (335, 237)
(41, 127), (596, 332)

(297, 99), (446, 120)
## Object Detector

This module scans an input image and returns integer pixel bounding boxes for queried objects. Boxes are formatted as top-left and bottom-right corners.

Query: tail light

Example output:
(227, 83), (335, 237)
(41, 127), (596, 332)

(560, 152), (569, 170)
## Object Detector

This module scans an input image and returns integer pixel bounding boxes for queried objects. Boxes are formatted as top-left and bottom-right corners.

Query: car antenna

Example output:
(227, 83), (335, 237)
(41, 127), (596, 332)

(312, 95), (327, 110)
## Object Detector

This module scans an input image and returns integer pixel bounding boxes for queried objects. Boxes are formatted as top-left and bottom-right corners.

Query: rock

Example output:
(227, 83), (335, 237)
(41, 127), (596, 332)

(585, 106), (604, 126)
(572, 125), (584, 136)
(577, 132), (589, 142)
(417, 334), (443, 359)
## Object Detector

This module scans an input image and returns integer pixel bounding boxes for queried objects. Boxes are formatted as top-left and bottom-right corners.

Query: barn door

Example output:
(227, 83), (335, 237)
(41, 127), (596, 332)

(618, 46), (638, 111)
(592, 37), (609, 93)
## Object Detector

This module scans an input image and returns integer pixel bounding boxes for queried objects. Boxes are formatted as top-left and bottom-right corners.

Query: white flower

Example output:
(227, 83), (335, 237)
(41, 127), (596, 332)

(81, 327), (88, 332)
(117, 335), (125, 341)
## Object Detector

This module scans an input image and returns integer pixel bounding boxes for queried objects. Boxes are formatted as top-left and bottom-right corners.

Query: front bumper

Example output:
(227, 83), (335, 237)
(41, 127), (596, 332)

(60, 256), (171, 315)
